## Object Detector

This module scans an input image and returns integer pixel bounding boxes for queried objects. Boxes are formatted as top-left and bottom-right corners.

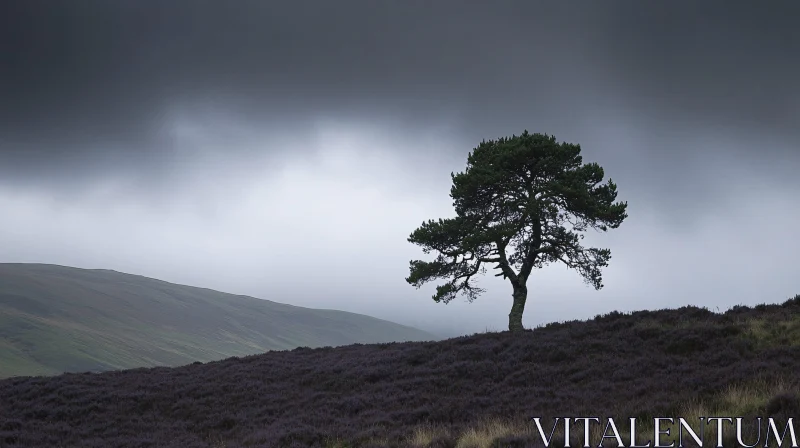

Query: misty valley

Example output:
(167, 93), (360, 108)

(2, 1), (799, 447)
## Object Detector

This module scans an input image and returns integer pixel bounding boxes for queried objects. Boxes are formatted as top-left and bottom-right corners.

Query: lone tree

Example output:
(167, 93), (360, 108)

(405, 131), (628, 332)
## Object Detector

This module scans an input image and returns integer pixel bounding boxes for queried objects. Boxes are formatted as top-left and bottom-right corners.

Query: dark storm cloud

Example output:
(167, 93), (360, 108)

(1, 0), (798, 194)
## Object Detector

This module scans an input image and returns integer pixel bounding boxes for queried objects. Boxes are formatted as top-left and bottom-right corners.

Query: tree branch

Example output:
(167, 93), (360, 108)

(494, 239), (519, 283)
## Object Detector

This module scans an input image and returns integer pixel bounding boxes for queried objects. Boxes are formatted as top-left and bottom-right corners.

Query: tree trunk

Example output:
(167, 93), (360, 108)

(508, 284), (528, 332)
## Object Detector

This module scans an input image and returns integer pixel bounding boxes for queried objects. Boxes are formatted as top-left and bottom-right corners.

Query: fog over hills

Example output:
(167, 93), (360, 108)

(0, 263), (439, 379)
(0, 1), (798, 446)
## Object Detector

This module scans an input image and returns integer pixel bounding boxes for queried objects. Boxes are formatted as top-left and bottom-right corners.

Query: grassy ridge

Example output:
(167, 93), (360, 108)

(0, 296), (797, 447)
(0, 263), (439, 379)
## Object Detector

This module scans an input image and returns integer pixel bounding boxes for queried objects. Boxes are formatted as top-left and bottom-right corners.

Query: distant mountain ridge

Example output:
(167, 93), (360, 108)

(0, 263), (439, 378)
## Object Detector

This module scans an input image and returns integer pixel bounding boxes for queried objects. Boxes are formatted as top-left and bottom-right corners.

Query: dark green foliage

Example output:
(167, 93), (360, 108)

(406, 131), (627, 331)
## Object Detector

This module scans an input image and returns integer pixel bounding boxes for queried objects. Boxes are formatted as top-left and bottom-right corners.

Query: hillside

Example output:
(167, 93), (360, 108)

(0, 263), (439, 379)
(0, 297), (798, 447)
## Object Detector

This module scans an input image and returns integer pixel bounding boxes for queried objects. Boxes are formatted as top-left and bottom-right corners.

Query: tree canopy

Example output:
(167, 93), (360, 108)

(405, 131), (628, 332)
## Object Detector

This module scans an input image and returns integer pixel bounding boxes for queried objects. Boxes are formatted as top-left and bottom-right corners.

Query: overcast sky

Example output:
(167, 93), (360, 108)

(1, 1), (798, 338)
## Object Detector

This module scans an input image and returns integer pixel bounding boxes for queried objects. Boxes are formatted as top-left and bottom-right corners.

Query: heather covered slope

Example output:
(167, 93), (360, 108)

(0, 263), (439, 379)
(0, 298), (798, 448)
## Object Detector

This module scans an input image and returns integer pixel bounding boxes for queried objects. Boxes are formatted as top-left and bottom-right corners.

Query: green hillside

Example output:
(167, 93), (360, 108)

(0, 263), (439, 379)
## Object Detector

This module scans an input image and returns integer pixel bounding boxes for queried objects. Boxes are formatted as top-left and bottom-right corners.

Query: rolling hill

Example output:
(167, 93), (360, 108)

(0, 263), (439, 379)
(0, 298), (797, 447)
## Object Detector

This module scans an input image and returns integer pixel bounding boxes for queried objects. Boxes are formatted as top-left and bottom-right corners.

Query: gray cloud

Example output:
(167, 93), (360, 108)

(1, 1), (798, 336)
(2, 1), (797, 199)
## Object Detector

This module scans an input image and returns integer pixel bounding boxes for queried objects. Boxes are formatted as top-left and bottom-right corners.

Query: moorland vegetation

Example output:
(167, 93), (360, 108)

(1, 297), (798, 448)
